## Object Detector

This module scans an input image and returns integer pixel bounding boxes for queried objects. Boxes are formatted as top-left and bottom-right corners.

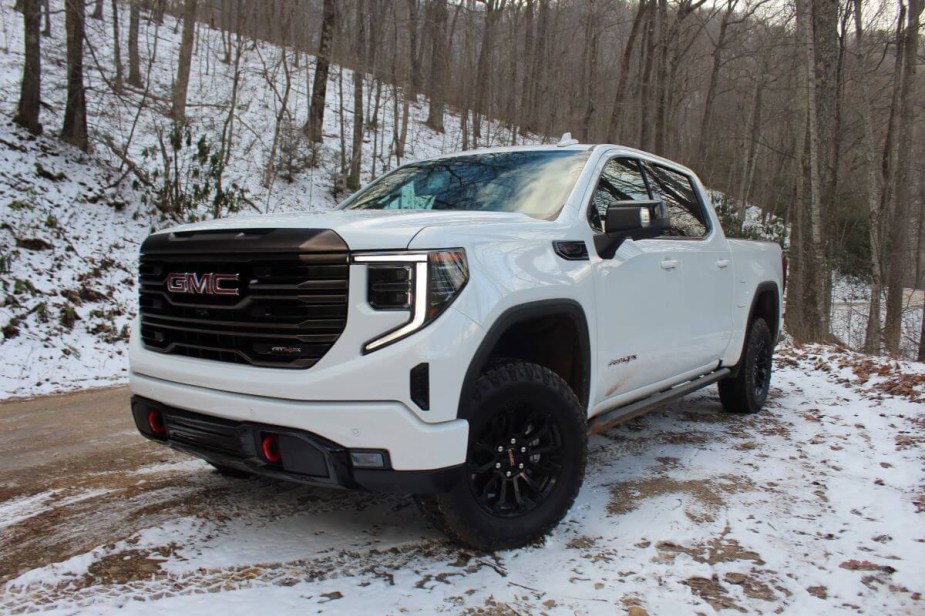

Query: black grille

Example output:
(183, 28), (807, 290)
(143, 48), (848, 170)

(139, 228), (349, 369)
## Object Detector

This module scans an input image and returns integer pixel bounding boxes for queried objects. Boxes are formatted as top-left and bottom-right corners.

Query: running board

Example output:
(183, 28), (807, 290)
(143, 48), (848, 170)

(588, 368), (731, 435)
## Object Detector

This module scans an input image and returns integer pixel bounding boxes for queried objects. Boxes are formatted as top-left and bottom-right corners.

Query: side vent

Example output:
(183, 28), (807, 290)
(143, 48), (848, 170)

(553, 240), (590, 261)
(410, 363), (430, 411)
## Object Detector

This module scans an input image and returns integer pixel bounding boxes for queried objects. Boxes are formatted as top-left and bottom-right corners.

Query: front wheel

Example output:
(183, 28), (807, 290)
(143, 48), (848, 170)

(416, 360), (588, 551)
(718, 317), (774, 413)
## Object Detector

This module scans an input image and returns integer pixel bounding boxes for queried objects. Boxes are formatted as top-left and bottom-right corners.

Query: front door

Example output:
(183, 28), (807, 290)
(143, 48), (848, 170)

(589, 157), (685, 405)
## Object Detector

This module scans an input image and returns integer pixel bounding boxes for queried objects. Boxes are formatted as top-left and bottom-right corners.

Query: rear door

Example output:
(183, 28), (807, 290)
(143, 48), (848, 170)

(638, 161), (733, 369)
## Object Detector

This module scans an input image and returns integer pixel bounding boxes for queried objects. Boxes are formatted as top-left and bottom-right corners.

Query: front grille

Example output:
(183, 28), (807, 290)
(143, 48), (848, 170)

(138, 228), (349, 369)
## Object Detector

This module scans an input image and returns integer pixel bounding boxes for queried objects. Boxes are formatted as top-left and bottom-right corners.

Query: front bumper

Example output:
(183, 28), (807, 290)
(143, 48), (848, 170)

(130, 371), (469, 473)
(132, 395), (464, 493)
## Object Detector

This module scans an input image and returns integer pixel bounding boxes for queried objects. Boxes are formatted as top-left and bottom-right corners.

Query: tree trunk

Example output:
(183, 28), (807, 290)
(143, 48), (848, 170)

(918, 299), (925, 361)
(884, 0), (922, 354)
(305, 0), (335, 142)
(170, 0), (198, 122)
(91, 0), (102, 20)
(854, 0), (884, 354)
(786, 0), (827, 342)
(653, 0), (669, 154)
(14, 0), (42, 135)
(606, 0), (645, 143)
(127, 0), (142, 87)
(110, 0), (123, 92)
(41, 0), (50, 36)
(638, 1), (657, 151)
(579, 0), (598, 142)
(61, 0), (88, 152)
(736, 71), (763, 232)
(518, 0), (535, 134)
(346, 0), (366, 191)
(425, 0), (448, 132)
(699, 0), (737, 165)
(813, 0), (839, 331)
(407, 0), (422, 92)
(529, 0), (549, 134)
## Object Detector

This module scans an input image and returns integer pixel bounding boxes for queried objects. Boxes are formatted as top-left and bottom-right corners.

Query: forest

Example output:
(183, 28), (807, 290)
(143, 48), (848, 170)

(7, 0), (925, 359)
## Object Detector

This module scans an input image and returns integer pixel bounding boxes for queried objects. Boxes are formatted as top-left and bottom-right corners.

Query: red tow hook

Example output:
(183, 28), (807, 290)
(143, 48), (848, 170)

(147, 409), (166, 436)
(261, 434), (282, 464)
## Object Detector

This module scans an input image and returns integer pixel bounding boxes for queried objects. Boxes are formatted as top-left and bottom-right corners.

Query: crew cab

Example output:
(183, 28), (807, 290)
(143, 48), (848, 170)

(129, 141), (784, 550)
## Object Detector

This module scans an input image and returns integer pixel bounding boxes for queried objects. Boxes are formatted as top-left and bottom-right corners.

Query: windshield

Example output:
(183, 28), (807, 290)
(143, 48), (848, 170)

(340, 150), (591, 220)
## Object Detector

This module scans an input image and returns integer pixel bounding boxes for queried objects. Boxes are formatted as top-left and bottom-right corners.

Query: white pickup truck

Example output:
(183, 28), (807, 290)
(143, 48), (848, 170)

(129, 142), (784, 550)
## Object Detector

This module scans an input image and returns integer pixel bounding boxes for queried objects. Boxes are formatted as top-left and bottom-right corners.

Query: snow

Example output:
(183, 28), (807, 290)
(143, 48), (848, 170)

(1, 344), (923, 614)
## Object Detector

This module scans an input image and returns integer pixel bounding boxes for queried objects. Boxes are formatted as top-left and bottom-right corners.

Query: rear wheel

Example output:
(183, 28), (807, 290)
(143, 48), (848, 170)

(416, 360), (587, 551)
(719, 317), (773, 413)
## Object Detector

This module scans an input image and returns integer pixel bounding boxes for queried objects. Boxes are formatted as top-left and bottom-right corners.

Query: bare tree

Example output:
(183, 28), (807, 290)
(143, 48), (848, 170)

(406, 0), (422, 92)
(61, 0), (88, 151)
(884, 0), (923, 354)
(425, 0), (448, 132)
(14, 0), (42, 135)
(786, 0), (829, 342)
(42, 0), (51, 36)
(127, 0), (142, 87)
(347, 0), (366, 191)
(606, 0), (645, 143)
(110, 0), (123, 92)
(305, 0), (336, 143)
(170, 0), (198, 122)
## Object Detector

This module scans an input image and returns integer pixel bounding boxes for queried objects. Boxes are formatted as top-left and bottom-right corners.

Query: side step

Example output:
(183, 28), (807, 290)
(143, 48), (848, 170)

(588, 368), (731, 435)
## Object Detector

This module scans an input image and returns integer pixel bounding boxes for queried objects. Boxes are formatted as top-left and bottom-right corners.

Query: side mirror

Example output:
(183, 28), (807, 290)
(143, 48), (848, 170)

(605, 200), (670, 239)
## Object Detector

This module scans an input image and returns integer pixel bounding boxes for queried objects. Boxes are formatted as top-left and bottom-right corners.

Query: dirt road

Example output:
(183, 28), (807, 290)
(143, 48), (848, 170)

(0, 387), (138, 478)
(1, 348), (923, 614)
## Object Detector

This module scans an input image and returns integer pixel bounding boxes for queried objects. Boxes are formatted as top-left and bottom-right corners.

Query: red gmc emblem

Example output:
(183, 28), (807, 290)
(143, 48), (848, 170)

(166, 272), (239, 296)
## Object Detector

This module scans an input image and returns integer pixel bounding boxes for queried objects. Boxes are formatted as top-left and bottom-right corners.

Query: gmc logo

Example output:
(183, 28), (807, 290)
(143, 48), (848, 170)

(166, 272), (239, 296)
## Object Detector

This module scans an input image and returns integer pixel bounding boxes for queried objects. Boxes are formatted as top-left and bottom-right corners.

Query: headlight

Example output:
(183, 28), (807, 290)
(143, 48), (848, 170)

(353, 249), (468, 352)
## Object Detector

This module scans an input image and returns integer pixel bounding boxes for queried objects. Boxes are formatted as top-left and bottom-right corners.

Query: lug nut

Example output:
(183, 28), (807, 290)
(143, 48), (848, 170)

(518, 463), (524, 469)
(498, 446), (504, 452)
(521, 447), (526, 453)
(495, 462), (501, 469)
(505, 471), (511, 477)
(510, 438), (516, 445)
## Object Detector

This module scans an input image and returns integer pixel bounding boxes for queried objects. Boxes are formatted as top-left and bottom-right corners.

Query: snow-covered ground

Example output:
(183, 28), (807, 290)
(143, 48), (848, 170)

(0, 343), (922, 613)
(0, 2), (533, 399)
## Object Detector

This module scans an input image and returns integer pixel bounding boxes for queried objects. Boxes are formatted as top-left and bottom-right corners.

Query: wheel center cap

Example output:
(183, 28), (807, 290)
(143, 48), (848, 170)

(507, 449), (516, 467)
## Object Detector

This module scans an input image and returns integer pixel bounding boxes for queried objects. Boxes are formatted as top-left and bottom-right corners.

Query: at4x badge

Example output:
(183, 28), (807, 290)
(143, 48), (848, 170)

(166, 272), (239, 296)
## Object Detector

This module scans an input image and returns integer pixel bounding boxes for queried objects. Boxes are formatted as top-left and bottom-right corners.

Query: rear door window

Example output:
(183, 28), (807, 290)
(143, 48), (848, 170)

(640, 162), (709, 238)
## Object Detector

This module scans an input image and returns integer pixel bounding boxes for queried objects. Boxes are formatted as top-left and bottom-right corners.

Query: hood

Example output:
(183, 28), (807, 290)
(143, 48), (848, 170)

(159, 209), (537, 250)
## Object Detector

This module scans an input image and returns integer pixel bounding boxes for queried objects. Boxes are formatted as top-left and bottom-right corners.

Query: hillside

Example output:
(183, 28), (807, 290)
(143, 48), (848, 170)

(0, 2), (528, 399)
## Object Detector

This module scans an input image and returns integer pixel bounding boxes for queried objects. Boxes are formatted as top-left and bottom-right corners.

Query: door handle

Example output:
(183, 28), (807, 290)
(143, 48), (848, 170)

(660, 258), (680, 270)
(716, 259), (730, 269)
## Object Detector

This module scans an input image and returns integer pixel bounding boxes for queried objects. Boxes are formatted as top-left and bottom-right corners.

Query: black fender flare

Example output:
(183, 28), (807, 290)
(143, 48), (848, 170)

(456, 299), (591, 422)
(728, 281), (781, 377)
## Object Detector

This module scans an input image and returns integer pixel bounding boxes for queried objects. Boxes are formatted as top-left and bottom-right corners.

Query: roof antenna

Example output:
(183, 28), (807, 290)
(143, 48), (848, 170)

(557, 132), (579, 147)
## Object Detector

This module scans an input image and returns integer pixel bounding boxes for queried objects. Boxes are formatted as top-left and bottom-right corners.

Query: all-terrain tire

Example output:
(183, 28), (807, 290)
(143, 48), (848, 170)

(415, 360), (588, 551)
(718, 317), (773, 413)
